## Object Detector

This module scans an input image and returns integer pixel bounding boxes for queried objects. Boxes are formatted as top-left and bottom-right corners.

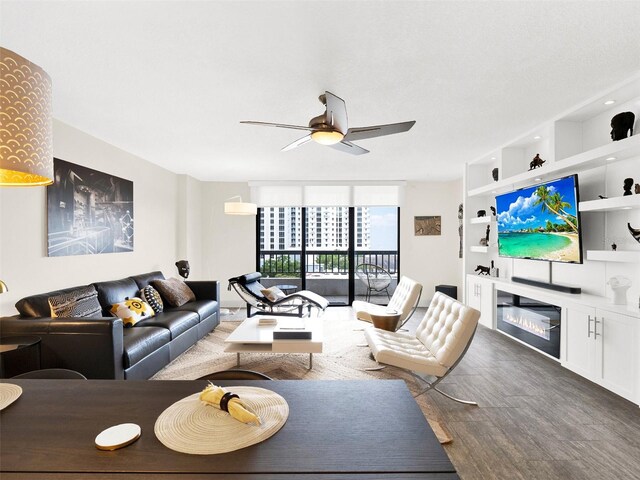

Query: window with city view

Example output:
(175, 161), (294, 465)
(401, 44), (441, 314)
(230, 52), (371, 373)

(257, 206), (399, 305)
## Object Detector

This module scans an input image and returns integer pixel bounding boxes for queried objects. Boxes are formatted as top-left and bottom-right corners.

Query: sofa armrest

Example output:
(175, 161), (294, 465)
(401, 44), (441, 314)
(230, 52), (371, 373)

(0, 316), (125, 379)
(185, 280), (220, 302)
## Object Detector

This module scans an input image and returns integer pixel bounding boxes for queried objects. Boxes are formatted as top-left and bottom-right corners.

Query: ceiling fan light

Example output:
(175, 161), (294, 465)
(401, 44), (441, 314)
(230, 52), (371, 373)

(311, 130), (344, 145)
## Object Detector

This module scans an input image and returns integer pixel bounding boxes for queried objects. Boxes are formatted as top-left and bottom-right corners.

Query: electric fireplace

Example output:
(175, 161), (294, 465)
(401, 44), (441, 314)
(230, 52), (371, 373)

(496, 290), (561, 358)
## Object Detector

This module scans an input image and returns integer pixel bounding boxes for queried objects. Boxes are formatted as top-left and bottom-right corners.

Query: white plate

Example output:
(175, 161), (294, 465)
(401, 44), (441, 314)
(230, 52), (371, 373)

(0, 383), (22, 410)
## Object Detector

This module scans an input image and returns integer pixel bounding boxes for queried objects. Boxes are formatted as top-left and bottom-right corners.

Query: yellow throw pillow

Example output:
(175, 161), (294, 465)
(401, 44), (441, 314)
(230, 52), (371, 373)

(110, 297), (154, 327)
(260, 286), (286, 302)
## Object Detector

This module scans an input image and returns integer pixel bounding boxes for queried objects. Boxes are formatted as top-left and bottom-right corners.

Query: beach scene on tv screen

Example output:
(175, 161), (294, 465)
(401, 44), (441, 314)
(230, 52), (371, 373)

(496, 176), (580, 263)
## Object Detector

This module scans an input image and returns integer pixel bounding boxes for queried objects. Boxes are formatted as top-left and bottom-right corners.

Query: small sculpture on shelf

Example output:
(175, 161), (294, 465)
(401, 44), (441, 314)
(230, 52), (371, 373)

(607, 276), (632, 305)
(598, 195), (608, 199)
(628, 223), (640, 244)
(529, 154), (545, 170)
(475, 265), (490, 275)
(636, 183), (640, 194)
(623, 178), (634, 196)
(610, 111), (635, 141)
(479, 225), (490, 246)
(490, 206), (496, 217)
(611, 242), (617, 251)
(477, 209), (486, 217)
(492, 168), (499, 182)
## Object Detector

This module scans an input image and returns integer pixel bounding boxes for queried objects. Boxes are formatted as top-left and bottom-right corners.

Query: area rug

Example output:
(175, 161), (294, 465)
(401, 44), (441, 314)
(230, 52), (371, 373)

(151, 308), (453, 443)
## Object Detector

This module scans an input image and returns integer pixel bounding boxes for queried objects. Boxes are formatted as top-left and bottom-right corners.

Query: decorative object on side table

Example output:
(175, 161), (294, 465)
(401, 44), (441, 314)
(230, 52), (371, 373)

(476, 209), (486, 217)
(529, 154), (545, 170)
(607, 276), (631, 305)
(628, 223), (640, 244)
(175, 260), (190, 279)
(474, 265), (490, 275)
(492, 168), (499, 182)
(610, 111), (635, 141)
(623, 178), (634, 196)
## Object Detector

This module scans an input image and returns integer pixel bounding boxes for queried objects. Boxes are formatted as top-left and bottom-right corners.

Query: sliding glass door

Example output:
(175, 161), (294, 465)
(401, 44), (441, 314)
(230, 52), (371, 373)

(257, 206), (399, 306)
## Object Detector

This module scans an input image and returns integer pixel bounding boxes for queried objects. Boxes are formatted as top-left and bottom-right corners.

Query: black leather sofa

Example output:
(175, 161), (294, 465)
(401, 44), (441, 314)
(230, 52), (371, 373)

(0, 271), (219, 379)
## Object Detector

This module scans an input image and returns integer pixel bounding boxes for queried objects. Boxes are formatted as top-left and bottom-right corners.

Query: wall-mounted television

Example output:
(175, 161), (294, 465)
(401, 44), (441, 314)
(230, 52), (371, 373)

(495, 174), (583, 264)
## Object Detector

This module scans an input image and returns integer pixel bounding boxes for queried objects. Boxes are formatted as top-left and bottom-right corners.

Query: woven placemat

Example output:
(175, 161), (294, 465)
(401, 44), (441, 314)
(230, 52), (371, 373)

(0, 383), (22, 410)
(154, 386), (288, 454)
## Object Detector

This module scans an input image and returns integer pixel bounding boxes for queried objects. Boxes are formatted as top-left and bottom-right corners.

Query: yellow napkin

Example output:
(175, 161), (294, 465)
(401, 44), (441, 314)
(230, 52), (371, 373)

(199, 384), (261, 425)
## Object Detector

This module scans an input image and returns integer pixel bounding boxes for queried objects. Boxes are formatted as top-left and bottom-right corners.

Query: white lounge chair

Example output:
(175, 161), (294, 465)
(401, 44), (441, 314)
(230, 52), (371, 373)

(353, 275), (422, 331)
(364, 291), (480, 405)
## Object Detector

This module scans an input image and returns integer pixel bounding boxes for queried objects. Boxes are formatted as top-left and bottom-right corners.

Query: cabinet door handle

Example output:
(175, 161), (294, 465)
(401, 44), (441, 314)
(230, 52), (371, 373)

(587, 315), (593, 338)
(594, 317), (601, 338)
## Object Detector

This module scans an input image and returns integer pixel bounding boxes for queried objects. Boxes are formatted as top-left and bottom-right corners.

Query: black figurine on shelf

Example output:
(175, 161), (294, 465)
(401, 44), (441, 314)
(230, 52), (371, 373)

(529, 154), (545, 170)
(477, 209), (486, 217)
(611, 242), (617, 251)
(175, 260), (190, 279)
(479, 225), (490, 246)
(629, 223), (640, 244)
(610, 111), (635, 141)
(490, 206), (496, 217)
(623, 178), (634, 196)
(598, 195), (608, 199)
(475, 265), (490, 275)
(636, 184), (640, 194)
(492, 168), (499, 182)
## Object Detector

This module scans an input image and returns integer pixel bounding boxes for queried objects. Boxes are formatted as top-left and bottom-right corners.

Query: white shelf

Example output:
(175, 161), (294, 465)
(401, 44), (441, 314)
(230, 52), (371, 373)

(470, 216), (493, 224)
(470, 246), (490, 253)
(468, 134), (640, 197)
(586, 250), (640, 263)
(579, 195), (640, 212)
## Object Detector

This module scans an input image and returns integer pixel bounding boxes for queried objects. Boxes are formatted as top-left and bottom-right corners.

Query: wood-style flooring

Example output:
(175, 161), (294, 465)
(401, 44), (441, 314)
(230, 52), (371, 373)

(410, 318), (640, 480)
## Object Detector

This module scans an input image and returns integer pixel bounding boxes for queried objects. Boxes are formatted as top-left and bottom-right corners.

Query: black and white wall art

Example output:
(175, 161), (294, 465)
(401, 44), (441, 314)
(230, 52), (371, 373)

(47, 158), (134, 256)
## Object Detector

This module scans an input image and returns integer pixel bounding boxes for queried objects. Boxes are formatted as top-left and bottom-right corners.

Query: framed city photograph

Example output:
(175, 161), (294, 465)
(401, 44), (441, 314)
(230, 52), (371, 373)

(47, 158), (134, 256)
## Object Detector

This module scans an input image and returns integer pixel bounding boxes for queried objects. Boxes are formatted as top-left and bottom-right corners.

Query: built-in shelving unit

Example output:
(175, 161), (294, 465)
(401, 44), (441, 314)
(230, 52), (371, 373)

(586, 250), (640, 263)
(469, 216), (493, 224)
(579, 195), (640, 212)
(469, 246), (489, 253)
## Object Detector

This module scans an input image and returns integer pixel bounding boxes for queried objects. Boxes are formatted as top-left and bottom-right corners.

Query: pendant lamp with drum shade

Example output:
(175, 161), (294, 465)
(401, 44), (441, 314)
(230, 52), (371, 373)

(0, 47), (54, 186)
(224, 196), (257, 216)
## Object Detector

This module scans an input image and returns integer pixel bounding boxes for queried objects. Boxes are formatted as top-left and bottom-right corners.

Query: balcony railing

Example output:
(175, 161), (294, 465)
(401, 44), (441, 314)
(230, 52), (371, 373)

(259, 250), (398, 278)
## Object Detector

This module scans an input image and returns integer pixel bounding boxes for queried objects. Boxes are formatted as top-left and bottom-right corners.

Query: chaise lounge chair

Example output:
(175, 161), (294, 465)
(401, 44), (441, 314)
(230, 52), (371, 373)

(228, 272), (329, 318)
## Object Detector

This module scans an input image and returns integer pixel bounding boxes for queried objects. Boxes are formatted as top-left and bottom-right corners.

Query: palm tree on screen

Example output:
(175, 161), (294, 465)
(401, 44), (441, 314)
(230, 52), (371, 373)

(533, 186), (578, 233)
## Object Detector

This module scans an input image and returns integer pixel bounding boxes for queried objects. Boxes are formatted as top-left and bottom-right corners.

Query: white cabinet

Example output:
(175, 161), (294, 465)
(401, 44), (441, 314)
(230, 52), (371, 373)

(466, 275), (494, 329)
(564, 305), (638, 402)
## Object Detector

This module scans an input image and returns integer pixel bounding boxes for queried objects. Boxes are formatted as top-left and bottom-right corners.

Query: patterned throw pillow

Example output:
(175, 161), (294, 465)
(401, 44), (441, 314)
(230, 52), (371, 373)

(110, 297), (154, 327)
(260, 286), (286, 302)
(139, 285), (164, 314)
(151, 278), (196, 307)
(48, 286), (102, 318)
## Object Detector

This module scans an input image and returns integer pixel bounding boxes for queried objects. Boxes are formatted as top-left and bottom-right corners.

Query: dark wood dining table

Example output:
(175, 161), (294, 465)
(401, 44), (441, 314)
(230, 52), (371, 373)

(0, 379), (458, 479)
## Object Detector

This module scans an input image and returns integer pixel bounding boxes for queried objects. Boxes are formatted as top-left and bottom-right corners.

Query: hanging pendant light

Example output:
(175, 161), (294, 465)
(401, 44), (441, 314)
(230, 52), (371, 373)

(224, 196), (257, 215)
(0, 48), (54, 186)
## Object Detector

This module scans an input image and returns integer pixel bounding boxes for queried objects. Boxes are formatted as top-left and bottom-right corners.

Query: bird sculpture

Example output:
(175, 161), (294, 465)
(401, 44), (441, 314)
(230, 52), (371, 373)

(628, 223), (640, 244)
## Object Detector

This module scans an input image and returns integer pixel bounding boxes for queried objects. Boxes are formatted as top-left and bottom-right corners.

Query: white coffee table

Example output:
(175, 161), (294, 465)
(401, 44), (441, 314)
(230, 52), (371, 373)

(224, 316), (323, 369)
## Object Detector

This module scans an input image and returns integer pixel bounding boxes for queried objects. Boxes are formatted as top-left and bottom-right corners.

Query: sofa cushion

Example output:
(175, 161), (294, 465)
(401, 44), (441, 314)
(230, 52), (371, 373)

(110, 298), (155, 327)
(48, 285), (102, 318)
(122, 325), (171, 369)
(170, 300), (219, 322)
(15, 285), (94, 318)
(151, 278), (196, 307)
(135, 310), (199, 339)
(139, 285), (164, 313)
(93, 278), (139, 315)
(130, 271), (165, 290)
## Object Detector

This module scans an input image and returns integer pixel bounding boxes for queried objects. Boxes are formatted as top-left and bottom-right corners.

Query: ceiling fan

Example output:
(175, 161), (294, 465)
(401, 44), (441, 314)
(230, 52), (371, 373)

(240, 91), (416, 155)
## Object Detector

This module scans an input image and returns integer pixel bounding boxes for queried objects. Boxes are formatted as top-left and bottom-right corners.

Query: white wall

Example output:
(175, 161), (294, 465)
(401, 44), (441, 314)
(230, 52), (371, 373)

(0, 120), (182, 315)
(201, 182), (256, 307)
(401, 180), (463, 305)
(177, 175), (204, 280)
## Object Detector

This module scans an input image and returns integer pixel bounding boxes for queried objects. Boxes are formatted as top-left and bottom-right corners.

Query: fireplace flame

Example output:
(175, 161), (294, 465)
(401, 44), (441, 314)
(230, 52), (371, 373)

(504, 312), (550, 340)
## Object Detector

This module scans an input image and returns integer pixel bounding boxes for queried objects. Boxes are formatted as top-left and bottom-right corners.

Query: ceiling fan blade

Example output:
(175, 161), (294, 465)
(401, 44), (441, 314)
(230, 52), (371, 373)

(329, 140), (369, 155)
(240, 121), (315, 132)
(324, 91), (348, 134)
(281, 134), (312, 152)
(343, 120), (416, 141)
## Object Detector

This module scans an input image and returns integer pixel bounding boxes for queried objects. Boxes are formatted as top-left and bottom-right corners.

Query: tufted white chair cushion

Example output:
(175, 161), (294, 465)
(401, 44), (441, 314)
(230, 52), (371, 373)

(364, 292), (480, 377)
(353, 276), (422, 323)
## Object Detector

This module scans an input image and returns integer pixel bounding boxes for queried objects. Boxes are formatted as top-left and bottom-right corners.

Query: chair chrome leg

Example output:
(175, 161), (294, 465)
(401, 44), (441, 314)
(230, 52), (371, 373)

(433, 387), (478, 406)
(364, 364), (386, 371)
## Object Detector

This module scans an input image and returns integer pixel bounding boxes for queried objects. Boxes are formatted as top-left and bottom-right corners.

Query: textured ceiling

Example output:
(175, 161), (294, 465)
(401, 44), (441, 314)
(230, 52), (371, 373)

(2, 1), (639, 182)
